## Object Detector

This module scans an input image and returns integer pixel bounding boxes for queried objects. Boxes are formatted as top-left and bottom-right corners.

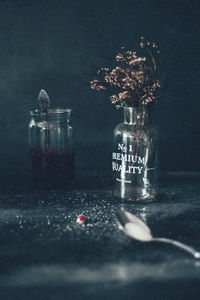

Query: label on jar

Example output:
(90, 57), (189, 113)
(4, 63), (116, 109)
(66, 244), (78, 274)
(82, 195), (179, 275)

(112, 143), (146, 182)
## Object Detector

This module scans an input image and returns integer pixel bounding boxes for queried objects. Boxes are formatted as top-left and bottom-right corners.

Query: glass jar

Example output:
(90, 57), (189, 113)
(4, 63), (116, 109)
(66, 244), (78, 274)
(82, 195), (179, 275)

(112, 106), (158, 201)
(29, 108), (75, 186)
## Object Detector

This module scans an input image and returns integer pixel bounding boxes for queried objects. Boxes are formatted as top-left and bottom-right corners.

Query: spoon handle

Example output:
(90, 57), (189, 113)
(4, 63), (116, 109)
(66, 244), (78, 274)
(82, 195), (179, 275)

(153, 237), (200, 258)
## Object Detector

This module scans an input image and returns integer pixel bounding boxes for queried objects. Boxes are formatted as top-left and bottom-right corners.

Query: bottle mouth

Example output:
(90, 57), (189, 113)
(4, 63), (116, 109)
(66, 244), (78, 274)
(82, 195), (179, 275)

(30, 108), (72, 116)
(123, 106), (148, 111)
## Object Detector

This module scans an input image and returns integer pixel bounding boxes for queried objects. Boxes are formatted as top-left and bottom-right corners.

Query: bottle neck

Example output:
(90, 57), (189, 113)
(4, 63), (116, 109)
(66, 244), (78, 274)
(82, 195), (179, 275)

(123, 106), (150, 125)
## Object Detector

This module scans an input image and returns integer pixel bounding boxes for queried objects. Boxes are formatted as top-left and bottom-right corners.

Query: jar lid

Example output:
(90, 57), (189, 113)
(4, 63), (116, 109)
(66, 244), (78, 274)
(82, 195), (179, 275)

(30, 108), (72, 120)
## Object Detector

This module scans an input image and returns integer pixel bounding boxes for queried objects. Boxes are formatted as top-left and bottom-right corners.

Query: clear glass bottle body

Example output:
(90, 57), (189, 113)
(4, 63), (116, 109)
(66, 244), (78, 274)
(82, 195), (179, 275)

(112, 106), (158, 201)
(29, 108), (75, 186)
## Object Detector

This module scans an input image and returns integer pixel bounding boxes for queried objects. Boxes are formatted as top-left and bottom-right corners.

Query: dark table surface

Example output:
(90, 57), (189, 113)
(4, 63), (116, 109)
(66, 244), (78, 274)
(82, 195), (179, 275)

(0, 172), (200, 300)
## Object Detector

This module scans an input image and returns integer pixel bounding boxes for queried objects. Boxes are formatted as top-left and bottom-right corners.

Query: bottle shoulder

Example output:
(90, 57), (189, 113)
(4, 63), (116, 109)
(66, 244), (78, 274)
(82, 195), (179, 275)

(114, 122), (158, 137)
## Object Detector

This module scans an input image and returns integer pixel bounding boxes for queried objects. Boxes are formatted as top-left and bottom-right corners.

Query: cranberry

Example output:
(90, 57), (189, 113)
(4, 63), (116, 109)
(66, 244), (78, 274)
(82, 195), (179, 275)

(76, 214), (85, 225)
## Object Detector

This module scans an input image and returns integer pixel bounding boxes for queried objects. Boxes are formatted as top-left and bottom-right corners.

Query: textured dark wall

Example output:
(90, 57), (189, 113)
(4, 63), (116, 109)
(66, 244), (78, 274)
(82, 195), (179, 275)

(0, 0), (199, 176)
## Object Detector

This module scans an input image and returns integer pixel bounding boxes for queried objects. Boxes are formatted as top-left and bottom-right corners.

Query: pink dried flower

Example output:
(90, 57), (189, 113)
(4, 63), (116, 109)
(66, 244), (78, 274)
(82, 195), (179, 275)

(90, 80), (106, 91)
(110, 94), (119, 104)
(118, 91), (129, 100)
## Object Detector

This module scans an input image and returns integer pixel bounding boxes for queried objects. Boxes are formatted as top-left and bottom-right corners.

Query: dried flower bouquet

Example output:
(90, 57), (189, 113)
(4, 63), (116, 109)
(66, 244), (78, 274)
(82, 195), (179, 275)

(90, 37), (161, 108)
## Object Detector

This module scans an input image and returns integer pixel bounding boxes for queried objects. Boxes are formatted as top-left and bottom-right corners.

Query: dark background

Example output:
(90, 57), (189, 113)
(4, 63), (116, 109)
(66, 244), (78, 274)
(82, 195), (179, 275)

(0, 0), (199, 177)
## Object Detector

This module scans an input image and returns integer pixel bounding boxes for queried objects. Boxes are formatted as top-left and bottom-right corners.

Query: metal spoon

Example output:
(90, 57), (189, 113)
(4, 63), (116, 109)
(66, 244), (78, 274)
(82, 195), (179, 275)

(116, 209), (200, 259)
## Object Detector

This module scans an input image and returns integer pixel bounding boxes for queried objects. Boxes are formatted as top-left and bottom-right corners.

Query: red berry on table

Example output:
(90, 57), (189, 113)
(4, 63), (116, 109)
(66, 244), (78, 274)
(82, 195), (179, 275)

(76, 214), (85, 225)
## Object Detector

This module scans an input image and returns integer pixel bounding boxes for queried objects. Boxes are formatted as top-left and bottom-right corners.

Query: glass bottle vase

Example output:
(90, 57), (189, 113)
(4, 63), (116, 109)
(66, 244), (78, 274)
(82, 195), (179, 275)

(112, 106), (158, 202)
